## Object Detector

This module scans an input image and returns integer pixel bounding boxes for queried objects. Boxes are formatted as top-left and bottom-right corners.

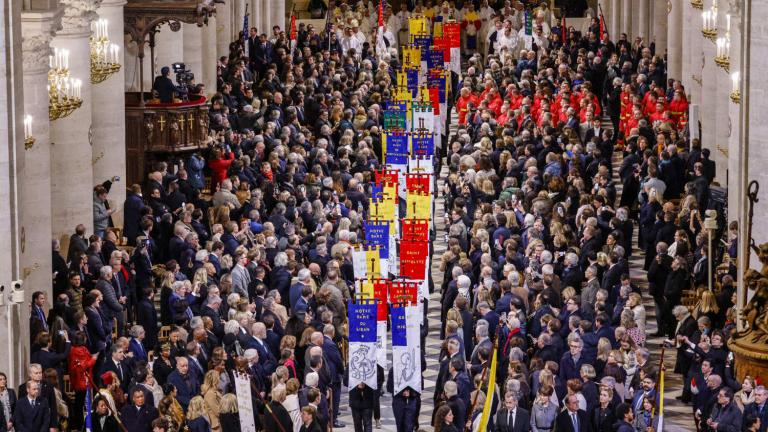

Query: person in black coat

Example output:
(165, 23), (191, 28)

(706, 387), (742, 432)
(494, 391), (531, 432)
(647, 243), (673, 336)
(591, 387), (617, 432)
(0, 373), (16, 432)
(554, 394), (592, 432)
(264, 397), (293, 432)
(349, 383), (375, 432)
(13, 380), (50, 432)
(663, 257), (690, 336)
(121, 388), (159, 432)
(136, 288), (159, 351)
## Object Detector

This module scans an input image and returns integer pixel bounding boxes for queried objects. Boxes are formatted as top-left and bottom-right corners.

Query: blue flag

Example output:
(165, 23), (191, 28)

(364, 220), (390, 258)
(391, 306), (407, 346)
(85, 384), (93, 432)
(243, 10), (250, 57)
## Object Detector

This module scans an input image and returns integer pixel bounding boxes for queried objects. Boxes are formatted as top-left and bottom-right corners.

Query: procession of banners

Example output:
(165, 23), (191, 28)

(344, 14), (460, 396)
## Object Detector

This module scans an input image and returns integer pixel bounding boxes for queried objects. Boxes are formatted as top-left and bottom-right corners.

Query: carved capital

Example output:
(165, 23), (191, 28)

(59, 0), (102, 35)
(728, 0), (741, 18)
(21, 8), (63, 73)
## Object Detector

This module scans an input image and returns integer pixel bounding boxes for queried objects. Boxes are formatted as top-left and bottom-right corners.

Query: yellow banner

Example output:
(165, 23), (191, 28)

(477, 347), (498, 432)
(365, 249), (381, 278)
(359, 279), (374, 299)
(402, 46), (421, 68)
(409, 16), (428, 36)
(408, 193), (431, 220)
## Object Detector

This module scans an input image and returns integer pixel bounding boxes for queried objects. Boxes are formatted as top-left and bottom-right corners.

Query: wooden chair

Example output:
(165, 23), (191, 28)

(158, 325), (172, 344)
(62, 374), (75, 400)
(111, 318), (118, 342)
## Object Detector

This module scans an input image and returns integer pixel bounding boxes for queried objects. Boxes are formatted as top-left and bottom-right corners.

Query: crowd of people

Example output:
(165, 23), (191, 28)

(3, 1), (761, 432)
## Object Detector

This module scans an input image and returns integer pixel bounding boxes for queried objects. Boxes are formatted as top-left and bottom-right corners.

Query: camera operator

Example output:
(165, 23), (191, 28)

(153, 66), (187, 103)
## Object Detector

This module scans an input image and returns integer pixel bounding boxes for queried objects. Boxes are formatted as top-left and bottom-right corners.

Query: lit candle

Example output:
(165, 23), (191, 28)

(702, 11), (706, 29)
(24, 115), (32, 139)
(63, 49), (68, 69)
(726, 14), (731, 33)
(726, 40), (730, 58)
(732, 71), (739, 93)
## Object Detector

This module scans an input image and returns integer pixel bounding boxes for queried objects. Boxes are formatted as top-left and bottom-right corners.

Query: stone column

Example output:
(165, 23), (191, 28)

(727, 1), (742, 221)
(50, 0), (100, 243)
(701, 38), (721, 178)
(651, 0), (668, 55)
(235, 0), (247, 35)
(610, 0), (621, 41)
(638, 0), (649, 39)
(251, 0), (263, 34)
(183, 23), (203, 84)
(123, 33), (152, 92)
(687, 3), (704, 104)
(270, 0), (285, 31)
(622, 0), (632, 37)
(667, 0), (682, 80)
(0, 0), (31, 388)
(92, 0), (126, 229)
(216, 0), (233, 58)
(202, 18), (218, 97)
(20, 9), (58, 303)
(154, 23), (184, 78)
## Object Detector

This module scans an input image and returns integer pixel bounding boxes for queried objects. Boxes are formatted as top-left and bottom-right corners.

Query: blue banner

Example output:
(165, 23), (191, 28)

(412, 134), (435, 157)
(371, 183), (384, 201)
(412, 36), (431, 56)
(427, 74), (447, 103)
(427, 48), (444, 70)
(364, 220), (390, 258)
(349, 301), (377, 343)
(391, 306), (407, 346)
(385, 132), (409, 165)
(406, 68), (419, 97)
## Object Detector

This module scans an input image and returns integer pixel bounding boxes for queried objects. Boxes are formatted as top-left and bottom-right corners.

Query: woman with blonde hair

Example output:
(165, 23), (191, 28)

(186, 396), (211, 432)
(595, 337), (613, 376)
(266, 385), (294, 432)
(735, 375), (757, 412)
(201, 370), (222, 431)
(538, 369), (560, 406)
(283, 379), (302, 432)
(693, 289), (720, 325)
(218, 393), (241, 432)
(626, 292), (646, 335)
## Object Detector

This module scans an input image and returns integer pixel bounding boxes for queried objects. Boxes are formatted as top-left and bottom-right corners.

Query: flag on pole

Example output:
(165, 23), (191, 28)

(561, 15), (567, 44)
(656, 364), (665, 431)
(477, 343), (498, 432)
(599, 11), (606, 41)
(84, 384), (93, 432)
(376, 0), (387, 57)
(242, 6), (250, 58)
(289, 9), (297, 55)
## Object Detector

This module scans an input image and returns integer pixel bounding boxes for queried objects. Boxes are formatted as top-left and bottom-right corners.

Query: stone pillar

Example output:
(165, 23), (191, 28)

(270, 0), (285, 31)
(202, 18), (218, 97)
(0, 0), (31, 389)
(92, 0), (126, 230)
(235, 0), (247, 35)
(727, 1), (742, 221)
(251, 0), (263, 34)
(216, 0), (233, 58)
(50, 0), (100, 243)
(20, 9), (58, 304)
(652, 0), (667, 55)
(667, 0), (682, 80)
(701, 39), (721, 179)
(154, 23), (184, 78)
(622, 0), (632, 38)
(688, 3), (704, 104)
(123, 34), (152, 92)
(638, 0), (649, 39)
(183, 23), (203, 84)
(610, 0), (621, 41)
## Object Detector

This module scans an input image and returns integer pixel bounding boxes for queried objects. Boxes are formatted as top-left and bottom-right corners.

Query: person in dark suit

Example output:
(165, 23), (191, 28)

(495, 390), (530, 432)
(554, 394), (591, 432)
(253, 34), (274, 76)
(96, 266), (122, 337)
(166, 357), (200, 411)
(128, 325), (149, 364)
(136, 289), (159, 352)
(263, 390), (293, 432)
(0, 372), (16, 432)
(743, 386), (768, 432)
(152, 66), (185, 103)
(559, 338), (587, 381)
(13, 380), (50, 432)
(91, 395), (120, 432)
(321, 326), (345, 428)
(67, 224), (89, 264)
(100, 344), (132, 393)
(613, 403), (635, 432)
(30, 291), (49, 344)
(121, 388), (159, 432)
(648, 242), (673, 336)
(706, 387), (742, 432)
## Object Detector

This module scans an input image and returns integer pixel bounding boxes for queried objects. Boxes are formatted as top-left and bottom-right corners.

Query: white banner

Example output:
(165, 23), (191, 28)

(233, 371), (256, 432)
(352, 248), (368, 279)
(392, 305), (422, 394)
(449, 47), (461, 74)
(348, 341), (379, 389)
(376, 320), (388, 368)
(412, 108), (435, 132)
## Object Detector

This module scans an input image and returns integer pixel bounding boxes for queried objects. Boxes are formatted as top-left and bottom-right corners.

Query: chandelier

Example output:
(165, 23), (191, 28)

(23, 115), (35, 150)
(48, 48), (83, 121)
(90, 19), (121, 84)
(691, 0), (703, 9)
(730, 71), (741, 104)
(701, 7), (717, 42)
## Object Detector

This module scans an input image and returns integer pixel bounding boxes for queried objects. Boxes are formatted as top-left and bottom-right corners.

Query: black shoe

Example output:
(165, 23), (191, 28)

(333, 421), (346, 428)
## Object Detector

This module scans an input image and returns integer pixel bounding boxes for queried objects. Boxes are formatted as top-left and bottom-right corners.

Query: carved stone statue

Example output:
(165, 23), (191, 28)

(735, 244), (768, 343)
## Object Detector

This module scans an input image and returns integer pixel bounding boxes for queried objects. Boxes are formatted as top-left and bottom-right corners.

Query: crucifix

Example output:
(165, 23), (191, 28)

(158, 116), (166, 132)
(187, 113), (195, 131)
(178, 115), (186, 130)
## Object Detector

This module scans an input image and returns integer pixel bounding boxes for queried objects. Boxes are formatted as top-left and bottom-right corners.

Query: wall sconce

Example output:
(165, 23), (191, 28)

(730, 71), (741, 104)
(90, 19), (121, 84)
(23, 115), (35, 150)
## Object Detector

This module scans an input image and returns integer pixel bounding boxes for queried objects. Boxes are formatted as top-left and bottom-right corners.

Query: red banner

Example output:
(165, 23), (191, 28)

(390, 281), (419, 304)
(373, 279), (390, 321)
(429, 88), (440, 114)
(443, 23), (461, 48)
(402, 218), (429, 241)
(399, 239), (429, 279)
(405, 173), (431, 195)
(375, 168), (400, 187)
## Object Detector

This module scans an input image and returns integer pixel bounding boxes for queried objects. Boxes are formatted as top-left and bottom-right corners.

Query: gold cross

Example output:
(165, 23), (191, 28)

(158, 116), (166, 131)
(178, 115), (186, 130)
(187, 113), (195, 131)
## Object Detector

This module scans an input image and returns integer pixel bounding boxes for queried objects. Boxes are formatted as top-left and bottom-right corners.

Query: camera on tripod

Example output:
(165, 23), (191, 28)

(172, 62), (195, 97)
